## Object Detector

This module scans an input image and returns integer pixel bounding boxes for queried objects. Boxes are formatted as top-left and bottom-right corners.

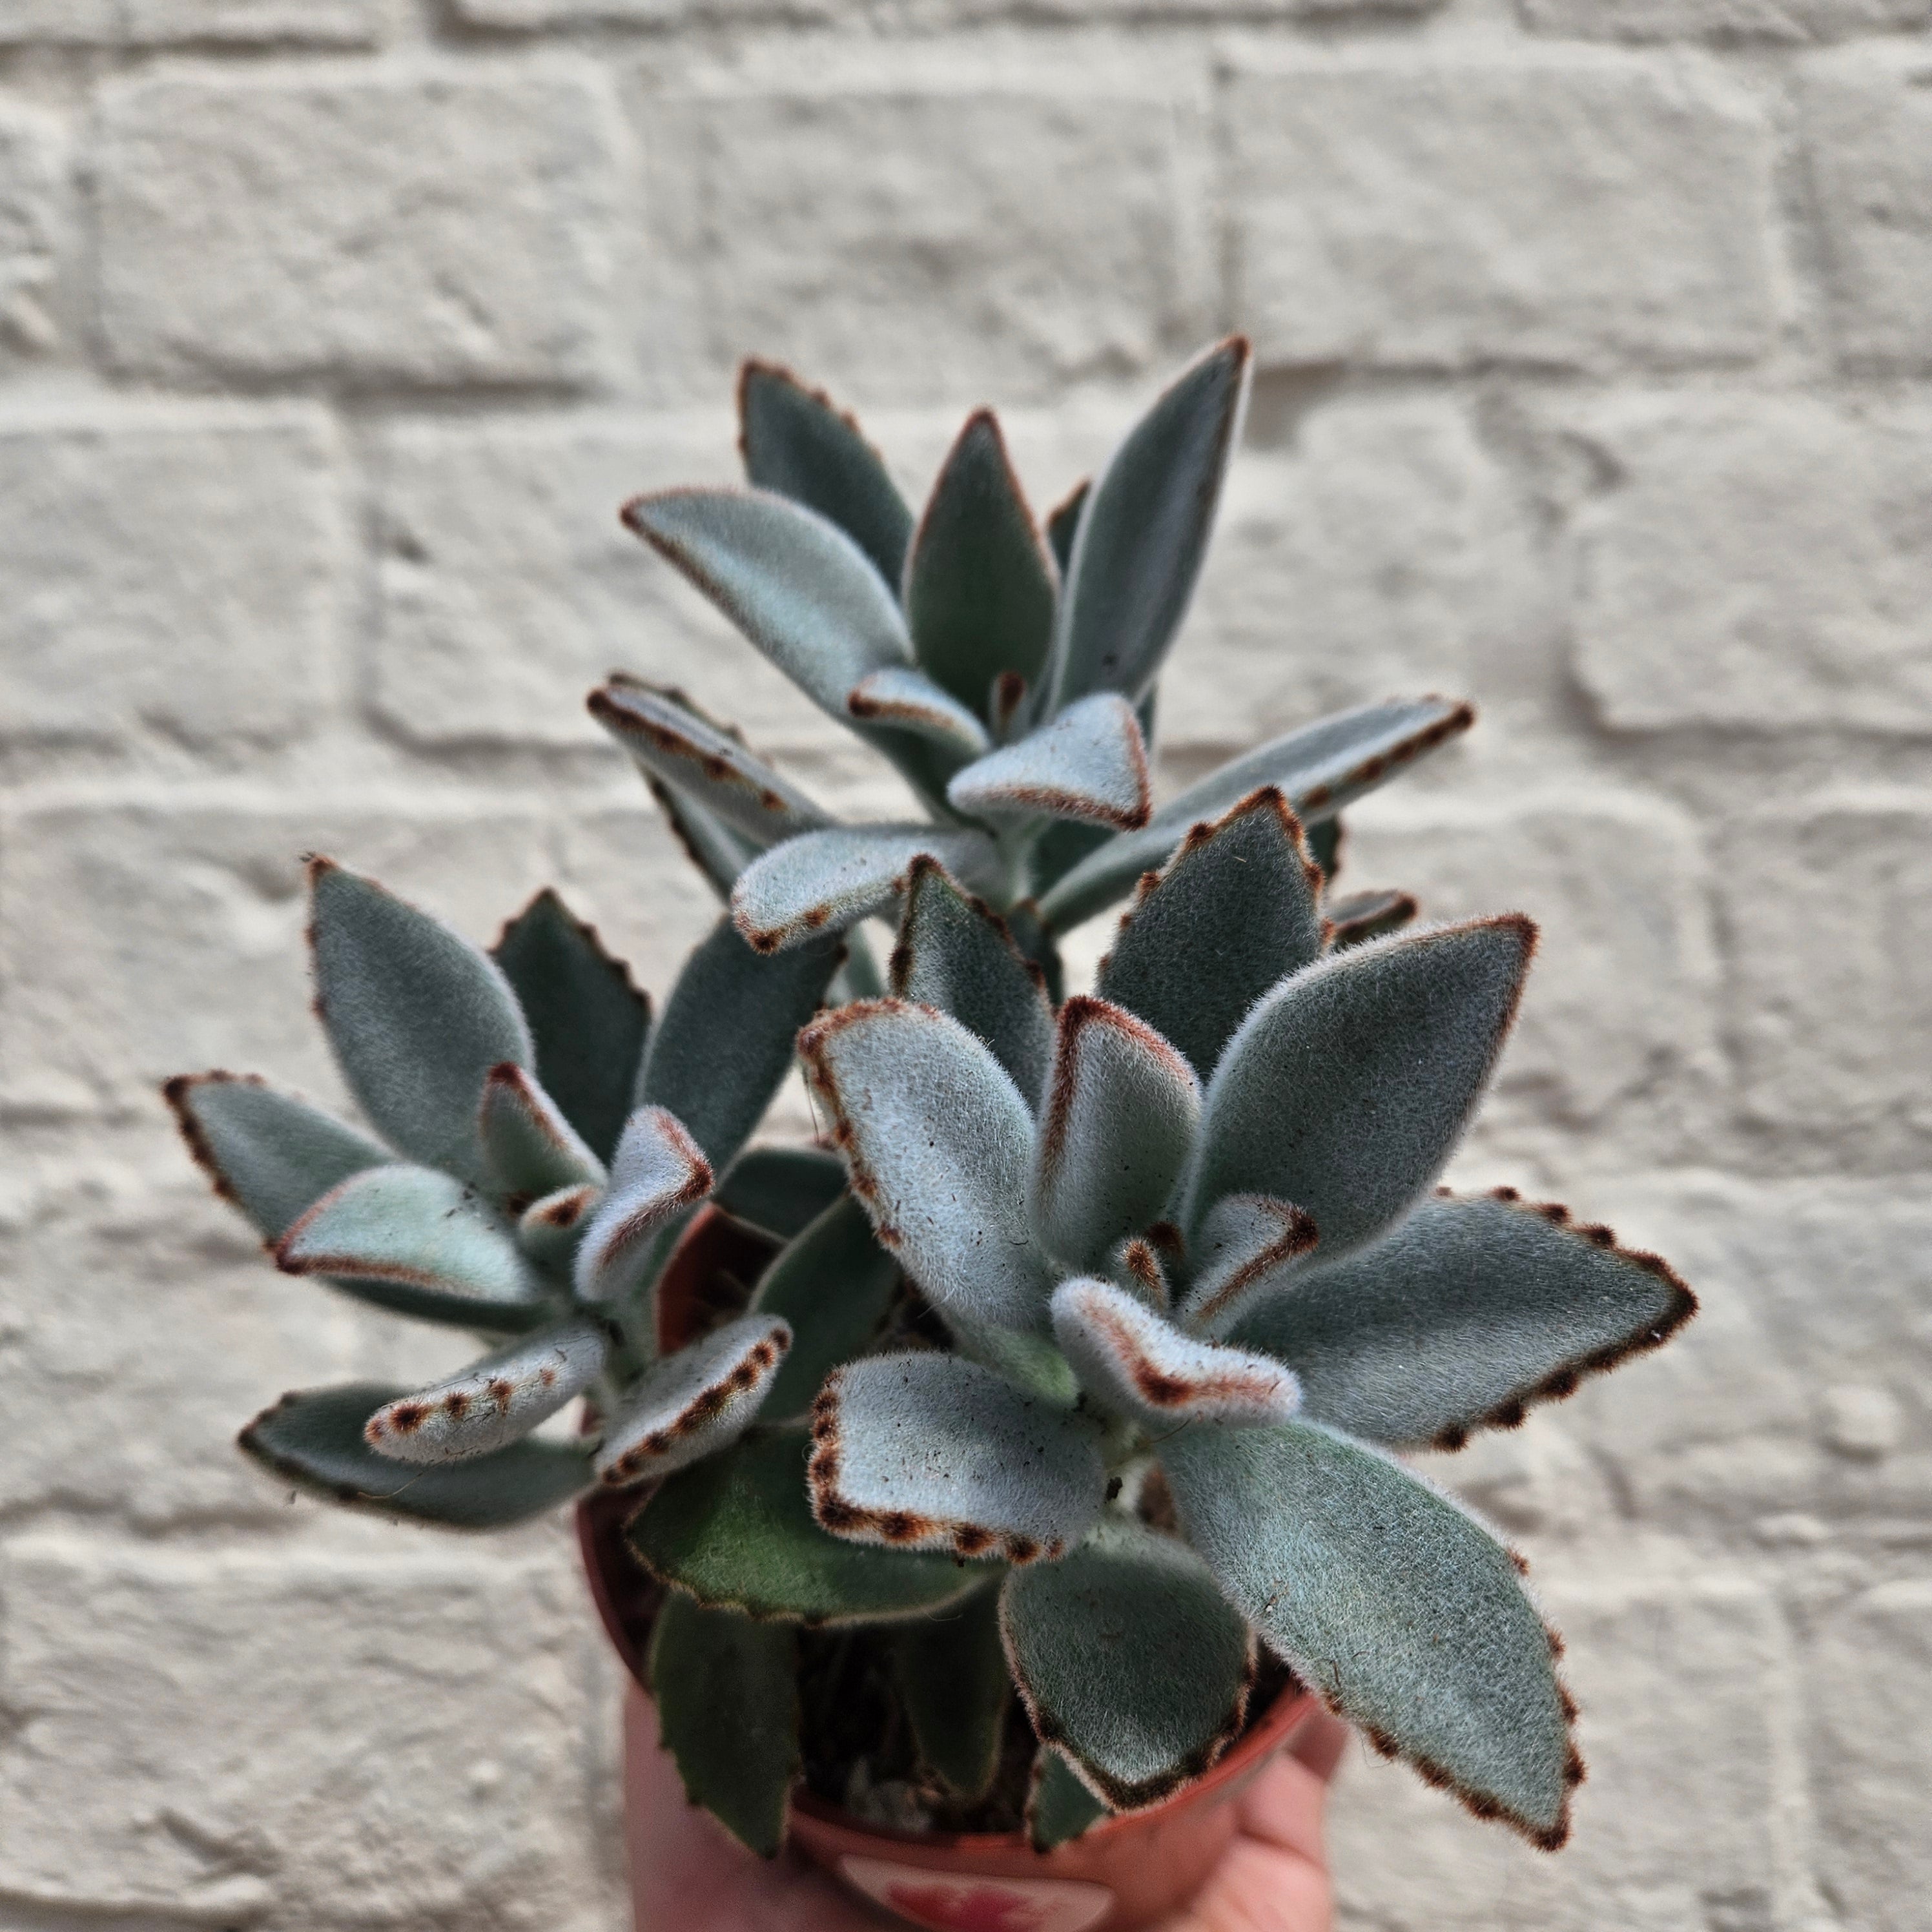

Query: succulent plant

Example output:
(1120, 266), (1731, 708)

(590, 336), (1473, 991)
(166, 861), (847, 1524)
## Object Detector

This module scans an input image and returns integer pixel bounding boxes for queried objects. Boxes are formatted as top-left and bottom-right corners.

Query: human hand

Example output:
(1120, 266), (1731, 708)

(626, 1685), (1346, 1932)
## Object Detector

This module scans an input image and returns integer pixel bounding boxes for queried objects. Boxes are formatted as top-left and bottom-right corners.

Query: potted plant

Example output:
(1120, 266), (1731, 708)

(167, 341), (1697, 1932)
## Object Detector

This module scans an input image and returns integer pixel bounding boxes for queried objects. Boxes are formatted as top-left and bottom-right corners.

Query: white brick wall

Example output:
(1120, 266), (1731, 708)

(0, 1), (1925, 1924)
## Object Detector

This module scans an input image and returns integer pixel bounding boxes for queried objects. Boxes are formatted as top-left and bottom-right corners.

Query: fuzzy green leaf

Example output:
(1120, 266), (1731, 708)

(643, 772), (759, 903)
(573, 1107), (714, 1304)
(308, 860), (531, 1189)
(596, 1313), (790, 1485)
(751, 1193), (900, 1423)
(739, 359), (913, 591)
(365, 1320), (607, 1464)
(799, 1000), (1054, 1333)
(641, 914), (843, 1169)
(1325, 887), (1419, 952)
(1182, 918), (1535, 1265)
(1164, 1421), (1577, 1847)
(891, 1583), (1012, 1802)
(1032, 998), (1199, 1275)
(623, 488), (912, 724)
(628, 1426), (979, 1624)
(714, 1145), (847, 1242)
(1098, 789), (1324, 1084)
(847, 666), (993, 759)
(589, 681), (836, 847)
(1306, 817), (1342, 885)
(1047, 337), (1250, 712)
(808, 1353), (1107, 1564)
(517, 1182), (599, 1268)
(905, 409), (1056, 721)
(491, 889), (650, 1166)
(239, 1383), (590, 1528)
(1180, 1195), (1319, 1332)
(1029, 1747), (1109, 1850)
(1050, 1277), (1300, 1432)
(1002, 1517), (1255, 1810)
(1043, 479), (1089, 582)
(948, 694), (1151, 832)
(650, 1594), (800, 1858)
(1038, 698), (1474, 934)
(478, 1064), (604, 1200)
(165, 1072), (388, 1243)
(730, 827), (996, 956)
(890, 858), (1054, 1106)
(276, 1164), (548, 1322)
(1233, 1191), (1697, 1450)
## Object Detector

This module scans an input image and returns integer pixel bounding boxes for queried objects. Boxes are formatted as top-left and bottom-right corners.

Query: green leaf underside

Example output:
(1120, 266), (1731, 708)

(1031, 998), (1199, 1275)
(739, 359), (914, 592)
(1306, 816), (1342, 884)
(1037, 698), (1474, 935)
(239, 1384), (590, 1529)
(590, 681), (835, 847)
(1326, 888), (1420, 951)
(891, 860), (1054, 1107)
(1048, 337), (1249, 713)
(644, 774), (759, 902)
(1098, 790), (1324, 1086)
(714, 1145), (848, 1241)
(308, 862), (531, 1189)
(628, 1426), (978, 1625)
(905, 409), (1055, 719)
(1003, 1519), (1255, 1810)
(1163, 1421), (1576, 1845)
(640, 915), (843, 1172)
(165, 1073), (388, 1244)
(1234, 1191), (1696, 1450)
(1043, 480), (1089, 582)
(650, 1594), (800, 1858)
(812, 1353), (1107, 1563)
(949, 693), (1150, 832)
(1030, 1747), (1111, 1849)
(751, 1193), (901, 1422)
(892, 1583), (1012, 1802)
(1184, 918), (1534, 1265)
(731, 827), (997, 956)
(799, 1000), (1054, 1333)
(278, 1164), (546, 1316)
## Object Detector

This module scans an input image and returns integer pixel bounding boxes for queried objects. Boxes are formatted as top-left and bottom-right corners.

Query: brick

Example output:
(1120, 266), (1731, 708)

(1224, 59), (1775, 370)
(1566, 395), (1932, 732)
(0, 1534), (613, 1926)
(98, 75), (619, 387)
(1342, 796), (1718, 1131)
(0, 407), (348, 752)
(0, 803), (555, 1119)
(0, 0), (377, 39)
(1171, 397), (1551, 752)
(0, 105), (63, 359)
(1523, 0), (1927, 37)
(646, 86), (1209, 403)
(1331, 1581), (1782, 1929)
(1804, 61), (1932, 371)
(375, 413), (849, 755)
(1550, 1172), (1932, 1526)
(1721, 797), (1932, 1144)
(1811, 1579), (1932, 1931)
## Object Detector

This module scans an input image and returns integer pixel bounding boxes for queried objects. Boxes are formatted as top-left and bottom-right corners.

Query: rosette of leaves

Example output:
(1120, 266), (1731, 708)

(165, 859), (849, 1526)
(628, 797), (1695, 1855)
(589, 336), (1467, 991)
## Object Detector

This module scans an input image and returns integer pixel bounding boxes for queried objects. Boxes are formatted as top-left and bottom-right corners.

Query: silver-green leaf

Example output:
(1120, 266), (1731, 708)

(573, 1107), (714, 1304)
(948, 693), (1151, 832)
(847, 666), (992, 759)
(478, 1063), (605, 1200)
(596, 1313), (791, 1486)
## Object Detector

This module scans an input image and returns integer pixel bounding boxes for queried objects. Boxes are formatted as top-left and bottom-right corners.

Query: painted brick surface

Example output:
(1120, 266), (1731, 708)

(1, 5), (1928, 1928)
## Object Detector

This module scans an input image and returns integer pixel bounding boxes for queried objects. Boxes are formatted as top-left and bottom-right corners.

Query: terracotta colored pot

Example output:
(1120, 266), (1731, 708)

(578, 1205), (1317, 1932)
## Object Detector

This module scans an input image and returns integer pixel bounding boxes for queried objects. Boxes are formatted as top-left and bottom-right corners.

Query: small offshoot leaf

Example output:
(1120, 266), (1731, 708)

(1233, 1189), (1697, 1450)
(596, 1313), (791, 1485)
(573, 1107), (714, 1304)
(808, 1352), (1107, 1564)
(799, 1000), (1054, 1333)
(847, 666), (992, 759)
(1183, 918), (1536, 1264)
(1051, 1277), (1301, 1432)
(307, 860), (531, 1189)
(1326, 888), (1420, 952)
(478, 1063), (604, 1200)
(1163, 1420), (1578, 1848)
(364, 1321), (607, 1464)
(947, 693), (1151, 832)
(240, 1384), (590, 1529)
(1002, 1517), (1256, 1810)
(1181, 1194), (1320, 1333)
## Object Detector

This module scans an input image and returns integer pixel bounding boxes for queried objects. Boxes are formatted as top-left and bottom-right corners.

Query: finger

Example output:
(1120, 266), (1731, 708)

(1177, 1831), (1332, 1932)
(1233, 1745), (1335, 1869)
(1286, 1709), (1350, 1785)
